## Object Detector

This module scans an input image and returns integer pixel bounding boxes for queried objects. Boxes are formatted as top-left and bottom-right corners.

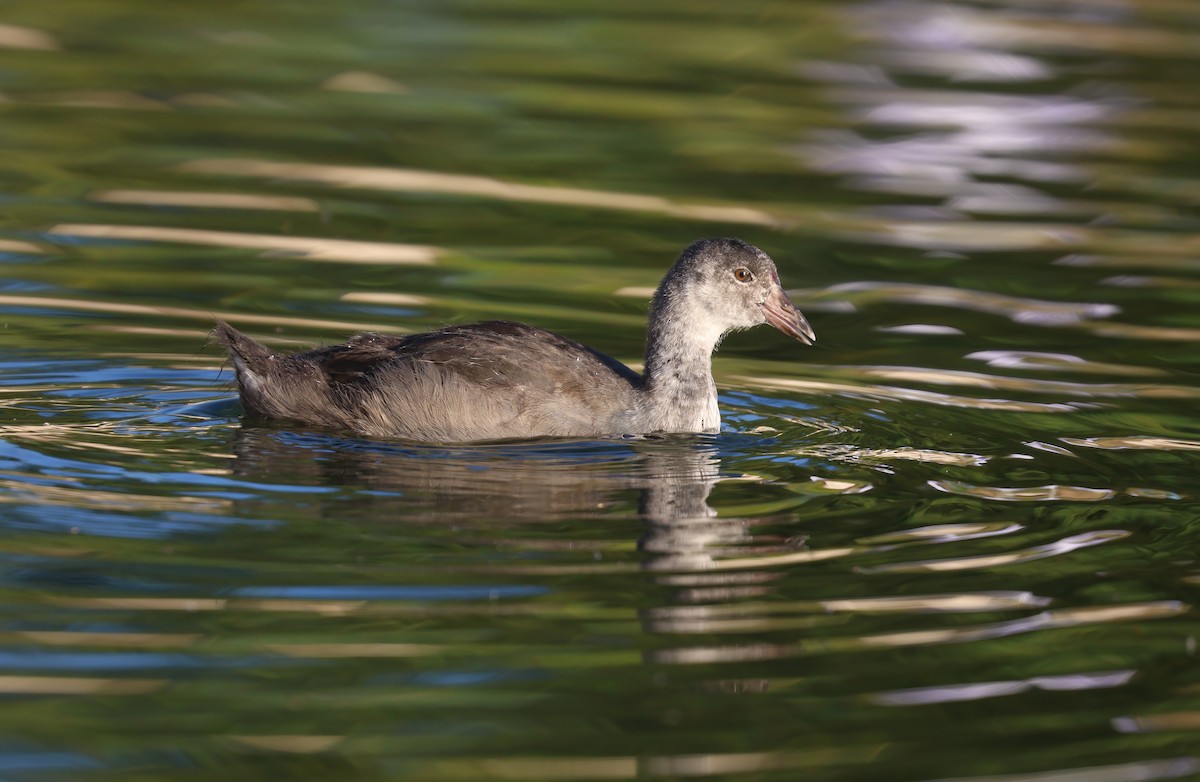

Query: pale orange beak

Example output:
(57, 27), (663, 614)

(763, 284), (815, 345)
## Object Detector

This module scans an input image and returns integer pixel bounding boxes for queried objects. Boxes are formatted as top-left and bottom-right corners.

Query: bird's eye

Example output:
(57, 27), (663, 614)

(733, 268), (754, 282)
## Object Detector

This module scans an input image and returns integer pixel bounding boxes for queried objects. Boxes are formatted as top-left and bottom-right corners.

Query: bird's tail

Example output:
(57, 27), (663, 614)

(210, 320), (276, 415)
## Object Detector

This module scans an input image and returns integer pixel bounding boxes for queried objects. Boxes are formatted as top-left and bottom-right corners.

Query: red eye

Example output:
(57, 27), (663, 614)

(734, 268), (753, 282)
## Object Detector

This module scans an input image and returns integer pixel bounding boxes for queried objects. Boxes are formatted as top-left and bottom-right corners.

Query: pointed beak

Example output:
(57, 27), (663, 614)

(762, 284), (815, 345)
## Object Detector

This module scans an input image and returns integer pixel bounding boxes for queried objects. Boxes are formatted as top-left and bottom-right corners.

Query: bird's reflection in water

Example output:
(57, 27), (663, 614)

(228, 424), (801, 581)
(229, 425), (803, 692)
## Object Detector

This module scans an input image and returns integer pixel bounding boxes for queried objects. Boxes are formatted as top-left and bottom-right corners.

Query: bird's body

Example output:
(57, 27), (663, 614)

(214, 320), (646, 441)
(214, 238), (814, 442)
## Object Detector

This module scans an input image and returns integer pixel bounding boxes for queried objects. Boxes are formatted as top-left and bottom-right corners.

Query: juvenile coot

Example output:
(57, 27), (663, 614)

(213, 238), (814, 442)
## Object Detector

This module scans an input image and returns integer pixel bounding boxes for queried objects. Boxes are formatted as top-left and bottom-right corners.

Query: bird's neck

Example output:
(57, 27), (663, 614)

(638, 294), (723, 433)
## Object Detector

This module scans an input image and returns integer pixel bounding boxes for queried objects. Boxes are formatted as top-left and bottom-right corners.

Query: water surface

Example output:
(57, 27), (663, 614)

(1, 0), (1199, 780)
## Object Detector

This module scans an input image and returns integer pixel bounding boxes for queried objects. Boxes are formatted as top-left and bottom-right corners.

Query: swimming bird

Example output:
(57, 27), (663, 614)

(213, 237), (814, 442)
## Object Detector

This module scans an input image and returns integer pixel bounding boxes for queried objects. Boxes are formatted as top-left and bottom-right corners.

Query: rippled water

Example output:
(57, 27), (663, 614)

(2, 0), (1199, 780)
